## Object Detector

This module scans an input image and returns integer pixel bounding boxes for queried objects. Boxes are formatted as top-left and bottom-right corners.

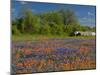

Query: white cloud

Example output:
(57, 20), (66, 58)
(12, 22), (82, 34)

(88, 12), (94, 16)
(82, 17), (87, 20)
(20, 1), (27, 5)
(80, 17), (95, 23)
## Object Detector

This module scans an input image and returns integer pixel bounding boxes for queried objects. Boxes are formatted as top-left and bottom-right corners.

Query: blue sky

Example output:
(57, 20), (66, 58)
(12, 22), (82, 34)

(12, 1), (96, 27)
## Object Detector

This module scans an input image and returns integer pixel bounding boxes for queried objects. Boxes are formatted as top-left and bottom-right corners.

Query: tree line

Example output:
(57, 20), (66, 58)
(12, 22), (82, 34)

(12, 8), (95, 36)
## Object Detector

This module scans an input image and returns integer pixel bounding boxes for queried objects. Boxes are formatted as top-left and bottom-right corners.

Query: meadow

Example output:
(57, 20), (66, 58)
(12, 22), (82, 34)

(11, 37), (96, 74)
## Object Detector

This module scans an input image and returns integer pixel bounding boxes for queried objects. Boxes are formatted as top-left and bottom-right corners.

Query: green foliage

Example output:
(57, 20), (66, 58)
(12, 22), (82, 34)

(59, 9), (79, 25)
(12, 7), (95, 36)
(63, 24), (80, 36)
(12, 24), (20, 35)
(40, 23), (51, 35)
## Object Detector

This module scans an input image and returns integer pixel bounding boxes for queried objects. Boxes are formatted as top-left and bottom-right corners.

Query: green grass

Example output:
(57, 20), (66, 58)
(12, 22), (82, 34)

(12, 34), (95, 41)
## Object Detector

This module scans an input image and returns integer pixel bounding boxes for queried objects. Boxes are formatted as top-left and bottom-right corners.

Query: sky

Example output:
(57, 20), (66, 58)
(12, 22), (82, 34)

(11, 0), (96, 27)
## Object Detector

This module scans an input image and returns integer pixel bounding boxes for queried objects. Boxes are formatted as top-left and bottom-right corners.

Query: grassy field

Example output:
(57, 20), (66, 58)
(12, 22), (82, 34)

(12, 34), (96, 41)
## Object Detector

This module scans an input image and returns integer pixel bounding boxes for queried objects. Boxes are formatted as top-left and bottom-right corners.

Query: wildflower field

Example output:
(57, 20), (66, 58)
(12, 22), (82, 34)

(11, 38), (96, 74)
